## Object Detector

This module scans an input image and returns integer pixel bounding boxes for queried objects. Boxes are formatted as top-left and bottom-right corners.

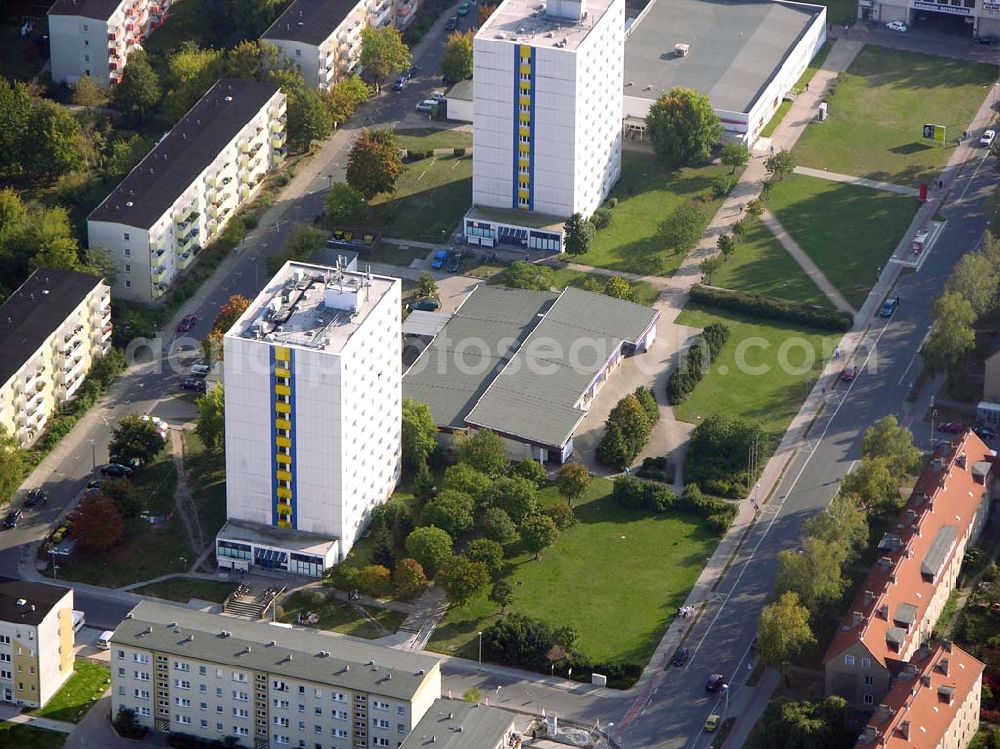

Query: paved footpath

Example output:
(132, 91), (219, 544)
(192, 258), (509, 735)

(0, 703), (75, 733)
(793, 165), (920, 197)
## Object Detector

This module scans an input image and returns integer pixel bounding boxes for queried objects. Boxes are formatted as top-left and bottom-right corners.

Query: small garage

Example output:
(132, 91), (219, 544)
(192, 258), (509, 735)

(445, 80), (473, 123)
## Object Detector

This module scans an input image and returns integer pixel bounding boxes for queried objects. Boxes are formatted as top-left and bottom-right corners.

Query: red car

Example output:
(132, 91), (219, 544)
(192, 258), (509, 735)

(840, 365), (858, 382)
(176, 314), (199, 333)
(938, 422), (965, 434)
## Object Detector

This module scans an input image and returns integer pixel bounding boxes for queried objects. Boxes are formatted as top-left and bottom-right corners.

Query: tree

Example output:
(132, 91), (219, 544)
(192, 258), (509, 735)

(113, 50), (161, 124)
(71, 74), (110, 109)
(359, 27), (411, 90)
(660, 202), (707, 256)
(27, 101), (84, 180)
(520, 514), (559, 560)
(760, 697), (852, 749)
(346, 128), (403, 199)
(74, 495), (125, 551)
(700, 257), (721, 284)
(556, 463), (591, 505)
(745, 198), (765, 221)
(839, 457), (900, 515)
(325, 182), (366, 225)
(161, 43), (224, 121)
(720, 142), (750, 173)
(764, 149), (797, 181)
(281, 223), (324, 262)
(195, 384), (225, 450)
(403, 526), (453, 576)
(30, 205), (80, 271)
(563, 213), (595, 255)
(861, 415), (920, 480)
(356, 564), (392, 596)
(83, 246), (118, 286)
(213, 295), (251, 334)
(478, 3), (498, 24)
(0, 429), (25, 506)
(401, 398), (437, 472)
(205, 0), (289, 46)
(596, 422), (632, 471)
(775, 537), (848, 612)
(482, 507), (518, 546)
(685, 414), (767, 496)
(497, 261), (553, 290)
(109, 413), (163, 466)
(646, 87), (722, 168)
(801, 492), (868, 561)
(603, 276), (638, 303)
(417, 272), (438, 299)
(421, 489), (475, 538)
(457, 429), (508, 477)
(756, 592), (815, 680)
(0, 79), (32, 178)
(489, 580), (513, 614)
(441, 30), (474, 82)
(100, 478), (142, 518)
(923, 291), (976, 371)
(466, 538), (505, 578)
(438, 555), (491, 606)
(393, 558), (428, 599)
(442, 464), (492, 506)
(607, 393), (652, 453)
(487, 476), (538, 523)
(947, 250), (998, 318)
(325, 76), (368, 126)
(114, 706), (144, 738)
(287, 88), (334, 152)
(716, 234), (736, 257)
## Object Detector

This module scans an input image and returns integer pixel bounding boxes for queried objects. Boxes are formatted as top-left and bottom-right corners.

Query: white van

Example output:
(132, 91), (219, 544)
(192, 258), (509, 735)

(96, 631), (114, 650)
(415, 100), (437, 113)
(72, 610), (85, 633)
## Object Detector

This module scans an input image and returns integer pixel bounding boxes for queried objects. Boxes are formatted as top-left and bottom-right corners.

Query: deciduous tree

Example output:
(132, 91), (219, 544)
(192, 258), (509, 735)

(0, 429), (25, 506)
(0, 79), (32, 178)
(196, 384), (225, 450)
(839, 456), (900, 515)
(359, 27), (411, 90)
(520, 514), (559, 560)
(441, 30), (474, 82)
(438, 555), (490, 606)
(346, 128), (403, 199)
(481, 507), (518, 546)
(604, 276), (638, 303)
(29, 101), (84, 180)
(442, 464), (492, 506)
(861, 415), (920, 480)
(401, 398), (437, 472)
(801, 492), (868, 561)
(109, 413), (164, 466)
(403, 526), (453, 576)
(161, 44), (224, 122)
(720, 142), (750, 173)
(563, 213), (595, 255)
(556, 462), (591, 505)
(923, 291), (976, 371)
(71, 74), (110, 109)
(756, 592), (815, 679)
(716, 234), (736, 257)
(775, 537), (848, 613)
(325, 75), (368, 126)
(457, 429), (508, 477)
(764, 149), (797, 181)
(287, 88), (333, 152)
(325, 182), (366, 225)
(660, 202), (707, 256)
(465, 538), (505, 578)
(646, 87), (722, 168)
(30, 205), (80, 271)
(213, 295), (251, 334)
(113, 50), (161, 124)
(417, 271), (437, 299)
(74, 495), (125, 551)
(421, 489), (475, 538)
(392, 557), (428, 599)
(489, 580), (513, 613)
(487, 476), (538, 523)
(946, 250), (998, 318)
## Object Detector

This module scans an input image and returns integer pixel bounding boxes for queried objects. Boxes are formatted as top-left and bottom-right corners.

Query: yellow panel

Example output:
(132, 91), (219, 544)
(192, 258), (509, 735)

(276, 469), (292, 481)
(519, 63), (531, 75)
(274, 347), (290, 362)
(519, 126), (530, 137)
(275, 401), (290, 414)
(274, 384), (290, 396)
(277, 519), (292, 528)
(274, 367), (290, 378)
(519, 113), (531, 124)
(276, 502), (292, 515)
(519, 81), (531, 92)
(518, 142), (530, 153)
(275, 436), (291, 448)
(519, 95), (530, 106)
(275, 419), (291, 430)
(519, 44), (531, 56)
(276, 486), (292, 499)
(276, 453), (291, 465)
(518, 188), (529, 198)
(519, 157), (530, 168)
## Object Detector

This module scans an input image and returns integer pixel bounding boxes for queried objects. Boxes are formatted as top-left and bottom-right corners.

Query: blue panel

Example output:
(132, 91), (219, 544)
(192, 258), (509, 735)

(269, 347), (278, 527)
(288, 347), (298, 530)
(512, 43), (520, 210)
(528, 49), (536, 211)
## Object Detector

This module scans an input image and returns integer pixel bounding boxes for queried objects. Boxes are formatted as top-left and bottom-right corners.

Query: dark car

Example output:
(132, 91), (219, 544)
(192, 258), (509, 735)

(938, 422), (965, 434)
(445, 15), (458, 30)
(392, 76), (407, 91)
(446, 251), (462, 273)
(975, 425), (996, 440)
(23, 489), (47, 508)
(977, 34), (999, 45)
(670, 647), (689, 667)
(410, 298), (441, 312)
(180, 377), (207, 393)
(176, 314), (199, 333)
(3, 508), (22, 529)
(880, 296), (900, 318)
(408, 64), (419, 77)
(101, 463), (134, 478)
(840, 365), (858, 382)
(86, 479), (102, 489)
(706, 673), (725, 692)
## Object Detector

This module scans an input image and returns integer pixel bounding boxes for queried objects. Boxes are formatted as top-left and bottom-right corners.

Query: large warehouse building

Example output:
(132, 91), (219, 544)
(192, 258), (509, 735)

(623, 0), (827, 145)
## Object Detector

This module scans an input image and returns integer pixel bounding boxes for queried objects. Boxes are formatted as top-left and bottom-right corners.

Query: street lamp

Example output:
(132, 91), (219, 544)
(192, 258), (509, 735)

(478, 631), (483, 665)
(327, 174), (334, 189)
(88, 438), (96, 473)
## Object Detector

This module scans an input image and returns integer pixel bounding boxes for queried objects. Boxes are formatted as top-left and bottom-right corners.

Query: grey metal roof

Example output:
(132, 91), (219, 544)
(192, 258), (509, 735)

(402, 311), (452, 338)
(921, 525), (957, 579)
(263, 0), (358, 46)
(886, 627), (907, 646)
(112, 602), (439, 701)
(894, 603), (917, 627)
(465, 287), (659, 448)
(403, 286), (557, 430)
(398, 699), (514, 749)
(446, 80), (473, 102)
(624, 0), (823, 114)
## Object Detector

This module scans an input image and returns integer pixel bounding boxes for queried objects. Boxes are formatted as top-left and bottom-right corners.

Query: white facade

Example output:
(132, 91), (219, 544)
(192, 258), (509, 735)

(221, 261), (401, 574)
(48, 0), (171, 86)
(469, 0), (623, 248)
(88, 83), (286, 303)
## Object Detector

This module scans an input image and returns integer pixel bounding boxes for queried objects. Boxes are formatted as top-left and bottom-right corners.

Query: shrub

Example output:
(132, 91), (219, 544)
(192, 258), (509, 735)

(408, 150), (428, 161)
(608, 197), (618, 208)
(453, 147), (466, 157)
(511, 459), (548, 488)
(711, 175), (738, 198)
(566, 657), (642, 689)
(636, 456), (671, 482)
(591, 206), (613, 229)
(393, 558), (429, 599)
(684, 414), (768, 498)
(666, 322), (729, 405)
(357, 565), (392, 596)
(612, 477), (733, 529)
(690, 284), (853, 331)
(404, 526), (454, 577)
(545, 501), (577, 530)
(596, 392), (654, 470)
(327, 563), (361, 591)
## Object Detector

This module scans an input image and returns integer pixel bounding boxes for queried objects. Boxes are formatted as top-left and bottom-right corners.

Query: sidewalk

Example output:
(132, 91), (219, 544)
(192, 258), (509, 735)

(0, 703), (75, 733)
(793, 165), (920, 197)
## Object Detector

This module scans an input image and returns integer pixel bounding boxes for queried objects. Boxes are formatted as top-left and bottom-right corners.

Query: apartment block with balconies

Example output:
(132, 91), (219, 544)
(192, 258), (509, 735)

(88, 79), (286, 303)
(0, 269), (110, 448)
(263, 0), (387, 91)
(48, 0), (172, 86)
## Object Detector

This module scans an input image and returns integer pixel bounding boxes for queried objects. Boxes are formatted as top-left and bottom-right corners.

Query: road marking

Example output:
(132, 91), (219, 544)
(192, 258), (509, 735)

(898, 327), (931, 386)
(956, 150), (991, 203)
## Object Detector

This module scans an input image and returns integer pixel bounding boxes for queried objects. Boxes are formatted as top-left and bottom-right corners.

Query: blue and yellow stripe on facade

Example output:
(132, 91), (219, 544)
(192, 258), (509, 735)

(512, 43), (535, 211)
(269, 346), (297, 529)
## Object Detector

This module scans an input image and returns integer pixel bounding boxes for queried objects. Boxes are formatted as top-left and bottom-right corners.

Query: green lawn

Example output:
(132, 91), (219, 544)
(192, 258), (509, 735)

(131, 444), (177, 516)
(278, 591), (407, 639)
(182, 432), (227, 540)
(573, 151), (731, 276)
(759, 42), (833, 139)
(793, 46), (996, 186)
(764, 174), (919, 308)
(394, 128), (472, 152)
(711, 220), (830, 307)
(0, 725), (65, 749)
(368, 155), (471, 243)
(427, 479), (721, 664)
(30, 660), (109, 724)
(135, 577), (233, 603)
(674, 304), (841, 440)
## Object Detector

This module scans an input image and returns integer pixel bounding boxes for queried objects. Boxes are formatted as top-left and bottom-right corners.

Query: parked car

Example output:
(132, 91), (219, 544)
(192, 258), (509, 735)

(191, 363), (211, 378)
(457, 1), (472, 15)
(180, 377), (207, 393)
(704, 714), (721, 733)
(974, 425), (996, 440)
(885, 20), (908, 32)
(410, 298), (441, 312)
(392, 76), (407, 91)
(430, 249), (449, 269)
(880, 296), (900, 317)
(86, 479), (102, 490)
(431, 91), (446, 101)
(83, 487), (101, 499)
(3, 508), (22, 529)
(101, 463), (134, 478)
(977, 34), (1000, 45)
(706, 673), (725, 692)
(23, 489), (47, 508)
(938, 422), (965, 434)
(446, 251), (462, 273)
(980, 129), (996, 147)
(445, 15), (458, 30)
(176, 314), (198, 333)
(408, 64), (419, 77)
(670, 647), (689, 667)
(415, 99), (438, 113)
(840, 365), (858, 382)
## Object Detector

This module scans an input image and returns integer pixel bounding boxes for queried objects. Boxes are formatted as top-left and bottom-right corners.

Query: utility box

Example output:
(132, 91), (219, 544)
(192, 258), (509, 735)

(818, 102), (828, 121)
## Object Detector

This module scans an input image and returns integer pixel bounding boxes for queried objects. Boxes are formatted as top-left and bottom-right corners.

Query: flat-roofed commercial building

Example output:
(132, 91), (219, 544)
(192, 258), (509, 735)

(88, 79), (286, 303)
(0, 581), (75, 708)
(48, 0), (173, 85)
(0, 269), (111, 447)
(622, 0), (827, 144)
(110, 601), (441, 747)
(262, 0), (393, 91)
(218, 261), (401, 575)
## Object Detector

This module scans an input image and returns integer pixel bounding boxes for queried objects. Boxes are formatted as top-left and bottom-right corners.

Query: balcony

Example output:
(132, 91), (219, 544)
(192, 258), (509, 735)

(270, 133), (286, 149)
(178, 232), (198, 251)
(177, 252), (195, 270)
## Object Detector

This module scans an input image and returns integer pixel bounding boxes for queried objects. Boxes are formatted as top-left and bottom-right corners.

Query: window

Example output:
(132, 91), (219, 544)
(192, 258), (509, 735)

(199, 666), (208, 675)
(174, 661), (190, 672)
(397, 724), (406, 733)
(201, 720), (208, 729)
(396, 706), (406, 715)
(84, 54), (90, 61)
(844, 655), (855, 666)
(863, 694), (874, 705)
(235, 727), (249, 737)
(217, 723), (224, 733)
(861, 657), (871, 668)
(124, 264), (130, 273)
(233, 690), (249, 701)
(123, 248), (130, 257)
(275, 717), (290, 727)
(83, 23), (88, 30)
(175, 680), (191, 690)
(134, 653), (149, 664)
(175, 698), (192, 707)
(298, 686), (306, 695)
(134, 689), (150, 700)
(373, 739), (390, 748)
(124, 281), (131, 288)
(298, 721), (305, 731)
(124, 232), (130, 240)
(275, 699), (290, 709)
(274, 680), (289, 692)
(139, 707), (151, 717)
(134, 671), (149, 681)
(865, 675), (874, 686)
(84, 39), (89, 46)
(234, 708), (250, 718)
(373, 718), (389, 729)
(199, 685), (207, 694)
(201, 702), (208, 711)
(216, 688), (223, 697)
(295, 49), (302, 56)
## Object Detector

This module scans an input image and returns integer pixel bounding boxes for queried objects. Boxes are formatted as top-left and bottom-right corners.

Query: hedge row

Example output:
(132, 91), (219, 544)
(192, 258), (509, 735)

(689, 284), (853, 331)
(635, 455), (674, 483)
(666, 322), (729, 405)
(612, 477), (737, 532)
